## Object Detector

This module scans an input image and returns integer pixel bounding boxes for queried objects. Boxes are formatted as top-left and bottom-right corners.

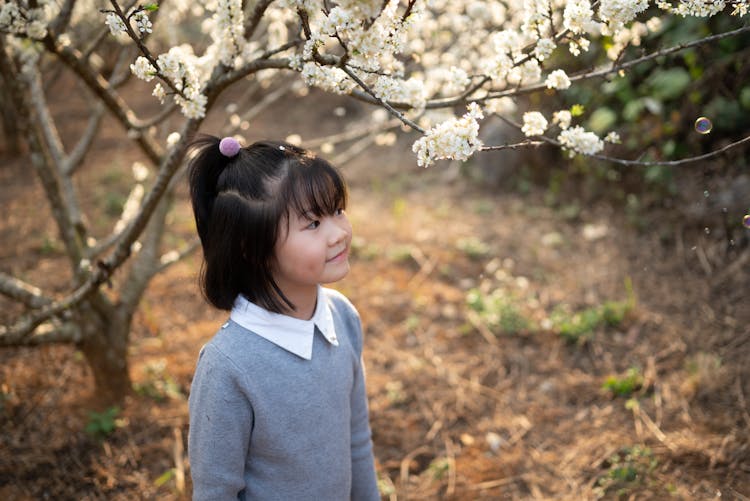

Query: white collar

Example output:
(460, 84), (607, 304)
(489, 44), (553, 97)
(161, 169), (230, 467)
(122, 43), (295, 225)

(229, 286), (338, 360)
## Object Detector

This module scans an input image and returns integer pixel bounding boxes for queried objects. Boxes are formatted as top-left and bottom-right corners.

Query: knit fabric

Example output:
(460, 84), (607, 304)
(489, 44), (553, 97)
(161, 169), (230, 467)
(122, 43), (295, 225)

(188, 288), (380, 501)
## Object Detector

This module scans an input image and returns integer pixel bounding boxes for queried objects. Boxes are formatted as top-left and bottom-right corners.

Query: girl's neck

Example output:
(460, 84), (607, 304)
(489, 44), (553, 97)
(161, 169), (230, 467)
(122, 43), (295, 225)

(279, 284), (318, 320)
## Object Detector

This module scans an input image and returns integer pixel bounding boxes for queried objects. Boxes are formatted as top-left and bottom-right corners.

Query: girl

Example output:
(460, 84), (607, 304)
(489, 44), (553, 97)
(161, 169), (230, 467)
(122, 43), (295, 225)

(186, 136), (380, 501)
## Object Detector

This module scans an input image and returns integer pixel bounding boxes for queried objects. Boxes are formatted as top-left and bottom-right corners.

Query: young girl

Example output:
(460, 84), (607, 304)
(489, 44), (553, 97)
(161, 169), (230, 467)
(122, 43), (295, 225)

(186, 136), (380, 501)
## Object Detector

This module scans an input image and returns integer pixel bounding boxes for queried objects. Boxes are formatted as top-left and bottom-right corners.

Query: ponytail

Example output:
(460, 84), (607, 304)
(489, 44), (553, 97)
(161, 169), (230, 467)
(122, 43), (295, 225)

(187, 135), (233, 247)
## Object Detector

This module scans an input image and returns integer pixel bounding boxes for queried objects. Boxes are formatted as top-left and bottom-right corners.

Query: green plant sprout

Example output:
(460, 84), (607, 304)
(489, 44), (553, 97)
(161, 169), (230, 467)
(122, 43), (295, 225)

(603, 367), (644, 397)
(595, 445), (658, 498)
(85, 406), (123, 440)
(551, 277), (636, 343)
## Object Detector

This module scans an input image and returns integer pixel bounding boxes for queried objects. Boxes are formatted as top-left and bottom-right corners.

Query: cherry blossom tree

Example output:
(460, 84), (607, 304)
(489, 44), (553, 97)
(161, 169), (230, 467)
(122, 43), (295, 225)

(1, 0), (748, 401)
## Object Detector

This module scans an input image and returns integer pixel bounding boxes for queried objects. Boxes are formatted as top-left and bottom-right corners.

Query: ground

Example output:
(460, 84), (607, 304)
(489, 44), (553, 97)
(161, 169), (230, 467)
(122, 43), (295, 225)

(0, 76), (749, 500)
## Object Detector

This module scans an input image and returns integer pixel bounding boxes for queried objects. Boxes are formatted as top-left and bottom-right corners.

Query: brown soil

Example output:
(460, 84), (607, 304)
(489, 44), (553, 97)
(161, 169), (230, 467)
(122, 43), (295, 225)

(1, 76), (749, 500)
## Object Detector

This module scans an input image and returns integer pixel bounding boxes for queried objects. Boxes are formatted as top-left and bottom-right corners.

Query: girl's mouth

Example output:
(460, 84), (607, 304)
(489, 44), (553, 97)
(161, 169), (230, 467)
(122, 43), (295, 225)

(327, 247), (348, 262)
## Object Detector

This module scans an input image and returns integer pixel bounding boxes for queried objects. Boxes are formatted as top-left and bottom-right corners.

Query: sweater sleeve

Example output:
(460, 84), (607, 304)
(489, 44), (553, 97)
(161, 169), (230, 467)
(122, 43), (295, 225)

(188, 343), (254, 501)
(349, 330), (380, 500)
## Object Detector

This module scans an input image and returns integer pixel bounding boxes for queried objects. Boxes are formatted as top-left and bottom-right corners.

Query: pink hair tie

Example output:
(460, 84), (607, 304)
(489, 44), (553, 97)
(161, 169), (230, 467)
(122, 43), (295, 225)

(219, 137), (241, 157)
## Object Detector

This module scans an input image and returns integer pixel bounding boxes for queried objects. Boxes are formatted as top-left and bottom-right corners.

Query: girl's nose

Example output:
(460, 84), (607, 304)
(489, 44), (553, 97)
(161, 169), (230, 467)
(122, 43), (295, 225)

(328, 217), (350, 245)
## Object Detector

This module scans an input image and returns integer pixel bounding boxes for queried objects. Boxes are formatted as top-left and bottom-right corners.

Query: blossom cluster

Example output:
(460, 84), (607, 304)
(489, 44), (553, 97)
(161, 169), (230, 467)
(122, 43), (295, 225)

(0, 0), (58, 38)
(130, 45), (209, 118)
(558, 125), (605, 157)
(412, 103), (484, 167)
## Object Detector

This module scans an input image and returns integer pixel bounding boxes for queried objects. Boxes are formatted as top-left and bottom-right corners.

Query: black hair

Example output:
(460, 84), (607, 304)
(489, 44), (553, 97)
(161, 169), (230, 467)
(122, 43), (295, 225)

(187, 136), (348, 313)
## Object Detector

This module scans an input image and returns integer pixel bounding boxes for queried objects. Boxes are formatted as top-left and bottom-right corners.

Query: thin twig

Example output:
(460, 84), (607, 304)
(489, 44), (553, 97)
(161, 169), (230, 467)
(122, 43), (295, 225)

(340, 65), (425, 133)
(399, 446), (430, 492)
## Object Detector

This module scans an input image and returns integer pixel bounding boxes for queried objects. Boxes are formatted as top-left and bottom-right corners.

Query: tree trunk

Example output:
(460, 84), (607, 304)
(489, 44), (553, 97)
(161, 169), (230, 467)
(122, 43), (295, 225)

(76, 300), (133, 404)
(0, 63), (22, 155)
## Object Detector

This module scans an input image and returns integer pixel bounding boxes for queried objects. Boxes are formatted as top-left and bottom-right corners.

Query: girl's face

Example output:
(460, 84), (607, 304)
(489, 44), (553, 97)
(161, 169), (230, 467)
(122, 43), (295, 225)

(272, 207), (352, 297)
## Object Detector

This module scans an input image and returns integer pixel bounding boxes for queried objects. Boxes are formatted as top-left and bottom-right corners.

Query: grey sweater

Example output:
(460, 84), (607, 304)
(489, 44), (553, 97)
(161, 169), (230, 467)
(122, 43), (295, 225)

(188, 288), (380, 501)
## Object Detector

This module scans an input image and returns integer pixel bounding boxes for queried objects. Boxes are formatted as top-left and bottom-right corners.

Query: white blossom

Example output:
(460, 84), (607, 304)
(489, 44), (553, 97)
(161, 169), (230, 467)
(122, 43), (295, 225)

(152, 83), (166, 104)
(563, 0), (595, 34)
(599, 0), (649, 32)
(301, 63), (355, 94)
(485, 97), (517, 115)
(133, 11), (153, 34)
(131, 57), (156, 81)
(534, 38), (556, 61)
(105, 13), (127, 36)
(604, 131), (621, 143)
(657, 0), (728, 17)
(522, 111), (548, 137)
(211, 0), (246, 66)
(132, 162), (149, 182)
(553, 110), (572, 130)
(557, 125), (604, 157)
(166, 132), (182, 147)
(545, 69), (571, 90)
(412, 103), (484, 167)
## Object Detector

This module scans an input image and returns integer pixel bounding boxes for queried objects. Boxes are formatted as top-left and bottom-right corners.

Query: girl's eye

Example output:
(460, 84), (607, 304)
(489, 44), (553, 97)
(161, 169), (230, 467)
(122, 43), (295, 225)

(334, 208), (344, 216)
(306, 220), (320, 230)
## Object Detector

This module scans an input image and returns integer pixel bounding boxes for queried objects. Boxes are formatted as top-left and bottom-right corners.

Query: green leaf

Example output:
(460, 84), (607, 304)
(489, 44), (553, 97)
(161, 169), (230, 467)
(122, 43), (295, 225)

(154, 469), (175, 487)
(739, 87), (750, 110)
(144, 3), (159, 11)
(588, 107), (617, 134)
(645, 68), (691, 101)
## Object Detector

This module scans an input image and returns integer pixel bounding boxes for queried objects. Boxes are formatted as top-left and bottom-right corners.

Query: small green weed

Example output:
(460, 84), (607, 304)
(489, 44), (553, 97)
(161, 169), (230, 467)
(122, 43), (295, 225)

(85, 406), (122, 440)
(595, 445), (658, 498)
(467, 288), (530, 335)
(603, 367), (644, 397)
(551, 299), (631, 343)
(427, 457), (451, 480)
(154, 468), (176, 487)
(550, 278), (636, 343)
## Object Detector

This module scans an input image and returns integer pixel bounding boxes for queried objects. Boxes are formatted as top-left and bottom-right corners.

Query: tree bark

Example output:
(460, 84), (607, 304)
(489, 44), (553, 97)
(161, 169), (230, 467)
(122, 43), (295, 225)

(76, 300), (133, 404)
(0, 80), (22, 155)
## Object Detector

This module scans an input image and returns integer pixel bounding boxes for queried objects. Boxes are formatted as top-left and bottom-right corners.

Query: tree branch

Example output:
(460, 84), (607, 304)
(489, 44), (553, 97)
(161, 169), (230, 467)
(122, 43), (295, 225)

(244, 0), (275, 41)
(27, 66), (89, 251)
(154, 238), (201, 276)
(63, 102), (105, 176)
(340, 65), (425, 133)
(480, 140), (545, 152)
(43, 37), (163, 164)
(0, 119), (201, 342)
(48, 0), (78, 37)
(119, 189), (172, 312)
(579, 133), (750, 167)
(0, 321), (82, 346)
(0, 273), (51, 309)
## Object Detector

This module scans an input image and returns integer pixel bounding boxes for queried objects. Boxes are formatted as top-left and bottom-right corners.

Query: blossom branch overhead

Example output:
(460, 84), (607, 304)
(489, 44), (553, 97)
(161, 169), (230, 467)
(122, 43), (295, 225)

(2, 0), (749, 168)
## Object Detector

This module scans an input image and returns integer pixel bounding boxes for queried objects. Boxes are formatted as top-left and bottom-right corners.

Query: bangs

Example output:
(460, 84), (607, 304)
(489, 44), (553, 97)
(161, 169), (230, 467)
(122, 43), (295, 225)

(284, 157), (347, 219)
